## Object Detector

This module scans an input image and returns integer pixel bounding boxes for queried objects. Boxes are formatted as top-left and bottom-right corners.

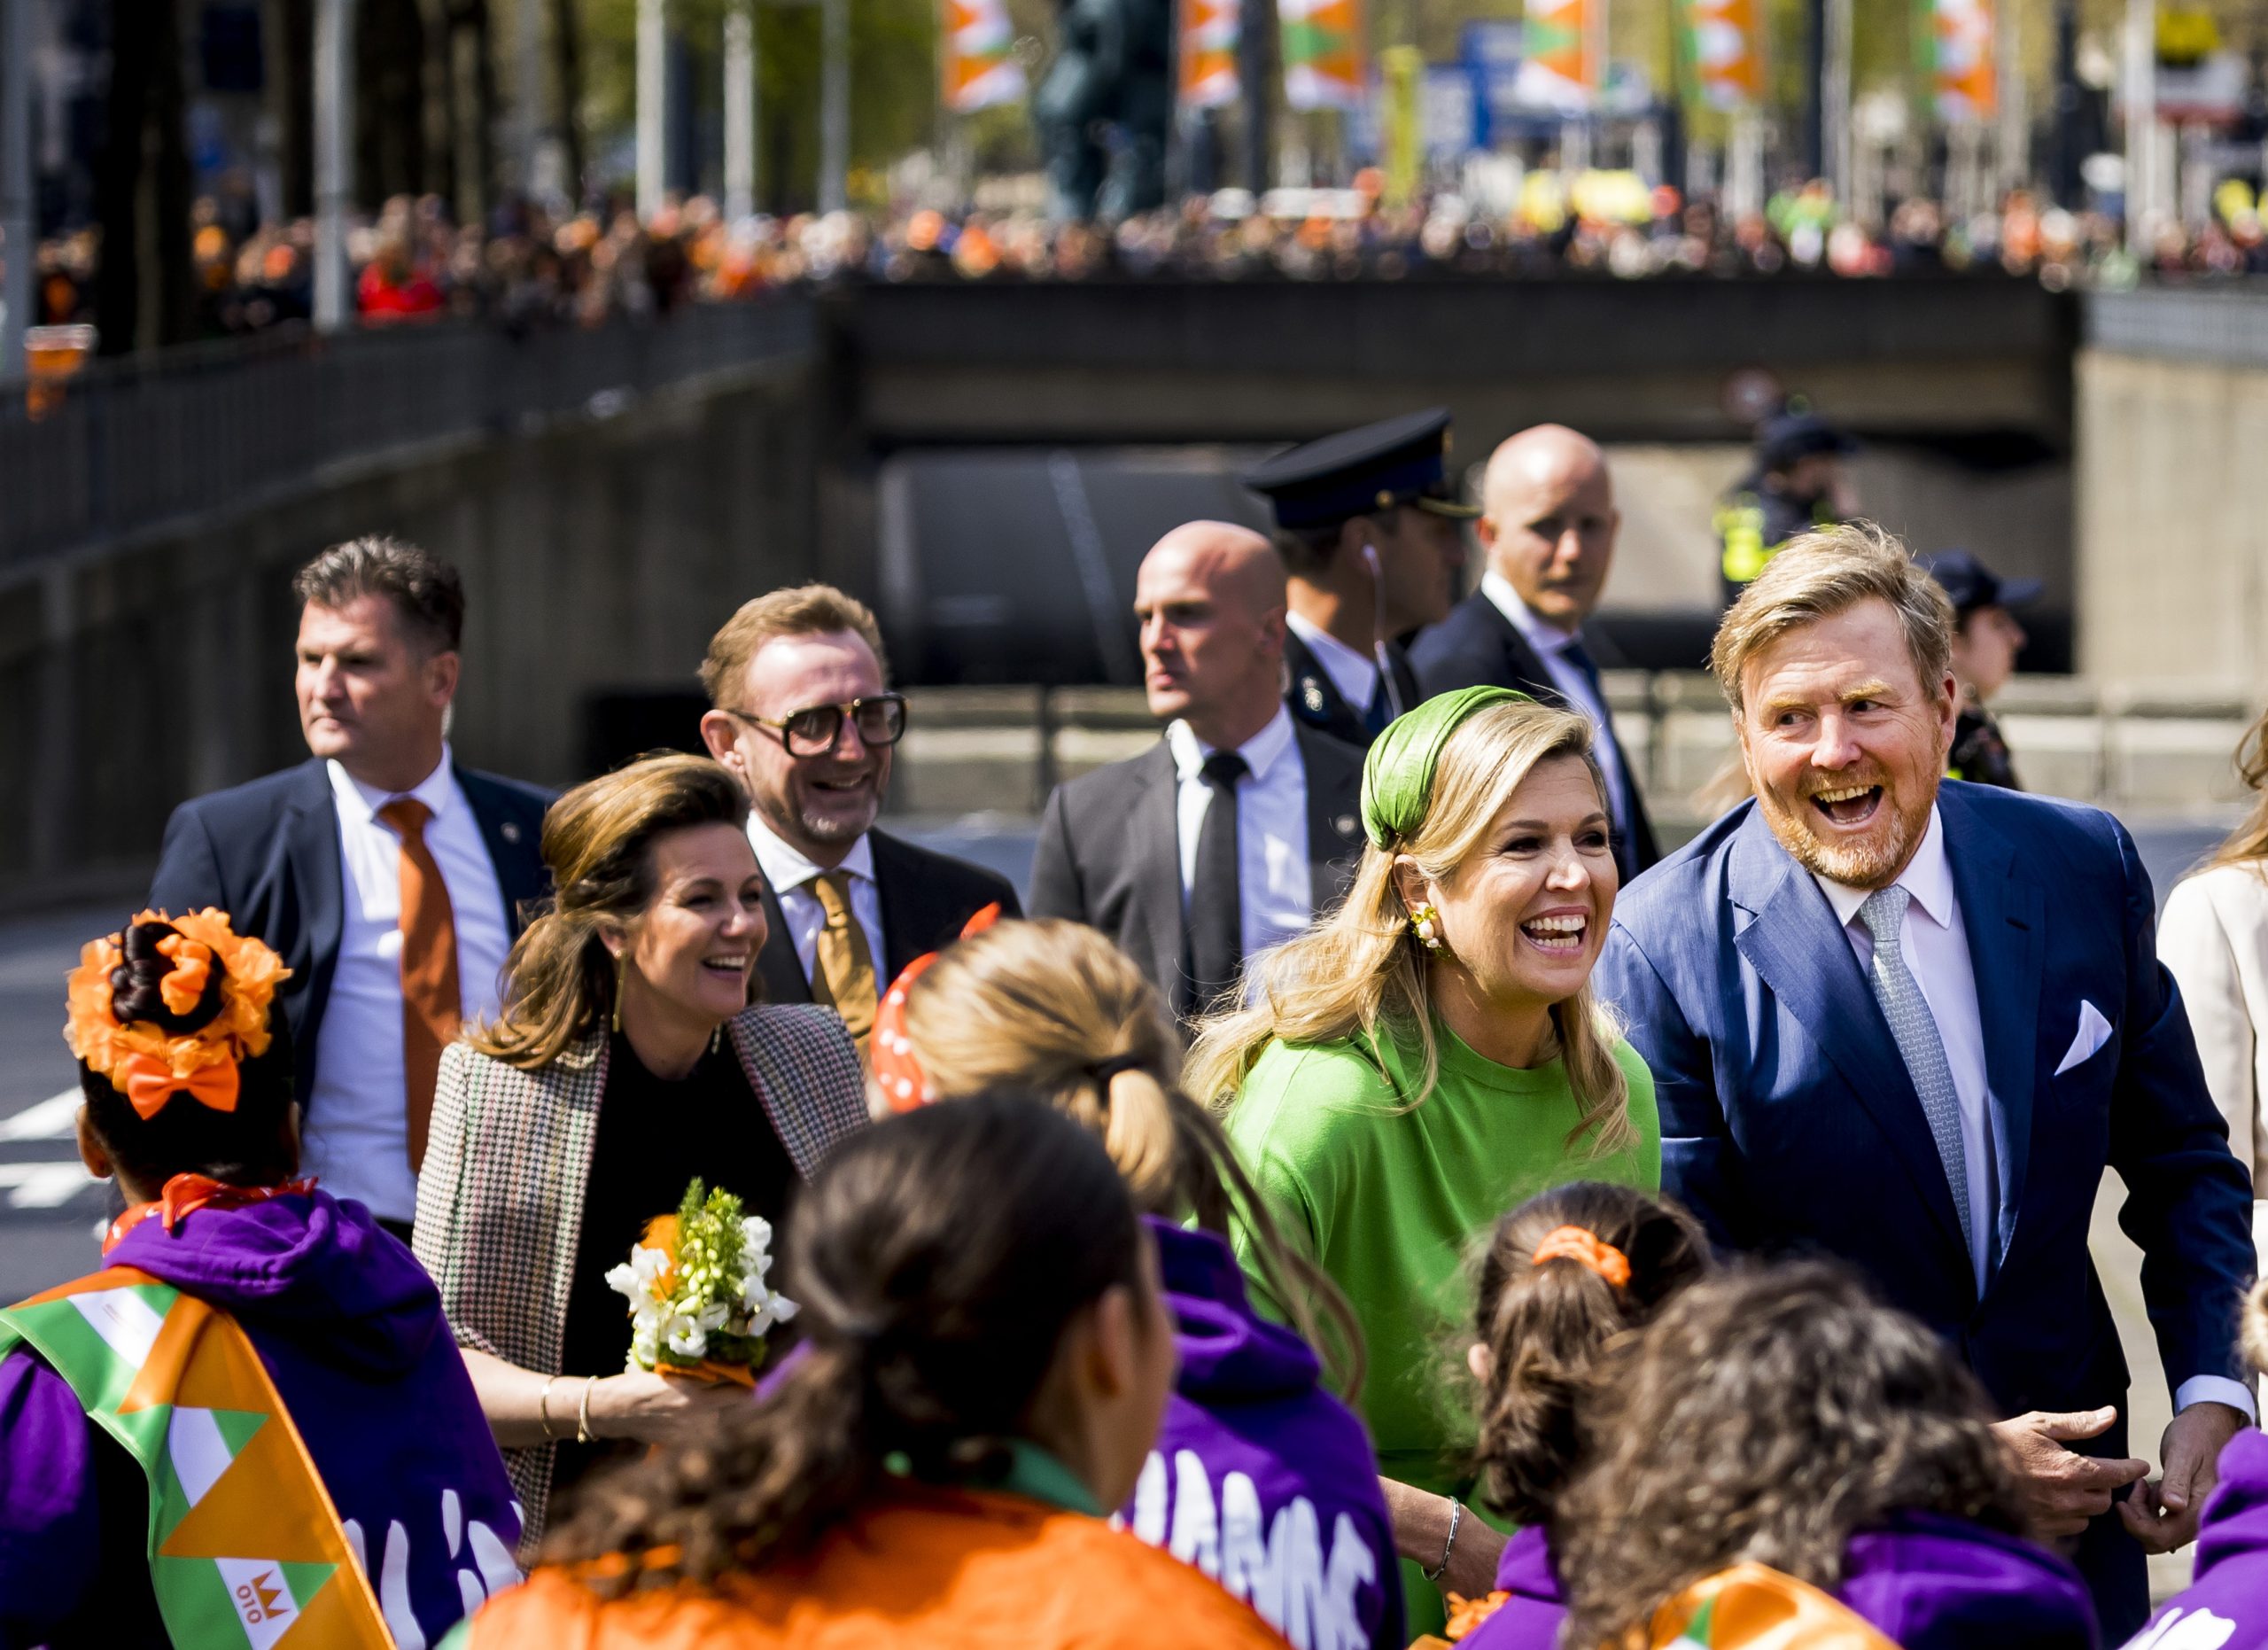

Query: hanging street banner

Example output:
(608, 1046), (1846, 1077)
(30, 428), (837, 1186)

(1281, 0), (1365, 110)
(1513, 0), (1597, 113)
(1685, 0), (1761, 111)
(1179, 0), (1240, 108)
(1927, 0), (1995, 123)
(943, 0), (1028, 112)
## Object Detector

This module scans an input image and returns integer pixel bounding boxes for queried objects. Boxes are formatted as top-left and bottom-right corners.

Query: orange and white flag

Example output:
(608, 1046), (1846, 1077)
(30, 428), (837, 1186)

(943, 0), (1026, 113)
(1930, 0), (1995, 122)
(1279, 0), (1363, 110)
(1179, 0), (1240, 108)
(1687, 0), (1762, 112)
(1515, 0), (1597, 113)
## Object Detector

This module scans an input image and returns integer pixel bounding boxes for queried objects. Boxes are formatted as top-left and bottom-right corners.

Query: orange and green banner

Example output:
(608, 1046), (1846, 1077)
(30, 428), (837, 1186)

(1925, 0), (1995, 122)
(943, 0), (1028, 113)
(1685, 0), (1762, 111)
(1178, 0), (1240, 109)
(1280, 0), (1364, 111)
(1515, 0), (1598, 113)
(0, 1268), (393, 1650)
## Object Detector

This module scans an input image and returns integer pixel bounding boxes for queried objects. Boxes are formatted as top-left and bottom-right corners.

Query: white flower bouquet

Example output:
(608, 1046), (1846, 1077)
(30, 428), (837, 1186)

(603, 1178), (796, 1386)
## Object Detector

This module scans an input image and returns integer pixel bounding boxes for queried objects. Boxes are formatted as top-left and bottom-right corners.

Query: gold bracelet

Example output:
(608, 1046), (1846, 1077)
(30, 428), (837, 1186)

(537, 1375), (561, 1441)
(576, 1377), (596, 1444)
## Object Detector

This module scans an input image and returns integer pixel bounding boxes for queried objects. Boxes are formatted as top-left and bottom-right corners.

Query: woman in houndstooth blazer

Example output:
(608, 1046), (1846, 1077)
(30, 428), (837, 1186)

(413, 755), (867, 1548)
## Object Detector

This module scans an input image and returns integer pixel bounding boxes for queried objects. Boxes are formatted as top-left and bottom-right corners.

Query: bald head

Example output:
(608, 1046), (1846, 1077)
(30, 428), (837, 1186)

(1142, 521), (1285, 612)
(1478, 424), (1619, 629)
(1133, 521), (1289, 748)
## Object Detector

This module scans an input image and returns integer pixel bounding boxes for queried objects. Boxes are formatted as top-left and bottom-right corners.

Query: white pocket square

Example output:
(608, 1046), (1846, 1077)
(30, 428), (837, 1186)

(2054, 1000), (2113, 1077)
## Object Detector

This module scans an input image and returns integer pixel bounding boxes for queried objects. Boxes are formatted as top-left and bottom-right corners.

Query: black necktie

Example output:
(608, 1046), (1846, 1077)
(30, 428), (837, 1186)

(1186, 750), (1249, 1017)
(1363, 681), (1390, 738)
(1560, 637), (1635, 875)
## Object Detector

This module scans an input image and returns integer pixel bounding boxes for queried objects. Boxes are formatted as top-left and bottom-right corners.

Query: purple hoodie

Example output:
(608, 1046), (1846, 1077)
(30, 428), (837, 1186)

(1120, 1218), (1402, 1650)
(0, 1188), (520, 1650)
(1461, 1511), (2094, 1650)
(2127, 1428), (2268, 1649)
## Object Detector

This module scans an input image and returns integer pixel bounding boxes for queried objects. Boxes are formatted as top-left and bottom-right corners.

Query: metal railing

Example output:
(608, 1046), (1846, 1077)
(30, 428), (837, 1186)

(0, 299), (819, 572)
(2084, 285), (2268, 368)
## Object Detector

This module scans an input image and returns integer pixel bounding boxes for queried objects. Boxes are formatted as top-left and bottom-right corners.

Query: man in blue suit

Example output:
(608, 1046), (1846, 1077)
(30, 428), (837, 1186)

(1598, 523), (2255, 1639)
(148, 537), (550, 1242)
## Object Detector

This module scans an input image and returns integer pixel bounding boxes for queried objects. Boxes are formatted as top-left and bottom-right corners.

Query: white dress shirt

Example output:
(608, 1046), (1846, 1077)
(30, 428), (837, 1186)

(1167, 706), (1313, 961)
(1481, 572), (1631, 831)
(1285, 611), (1381, 722)
(1819, 807), (2256, 1421)
(748, 815), (885, 985)
(307, 750), (511, 1224)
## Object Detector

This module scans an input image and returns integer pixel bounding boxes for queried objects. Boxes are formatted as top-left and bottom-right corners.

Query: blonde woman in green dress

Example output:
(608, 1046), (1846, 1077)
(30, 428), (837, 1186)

(1185, 688), (1660, 1636)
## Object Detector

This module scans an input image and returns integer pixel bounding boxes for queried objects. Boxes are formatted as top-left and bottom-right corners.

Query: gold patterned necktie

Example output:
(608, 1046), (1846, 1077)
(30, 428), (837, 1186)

(808, 869), (877, 1047)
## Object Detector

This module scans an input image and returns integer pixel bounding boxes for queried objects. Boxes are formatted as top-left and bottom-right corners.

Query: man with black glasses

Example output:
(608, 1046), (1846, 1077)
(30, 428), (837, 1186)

(698, 585), (1019, 1053)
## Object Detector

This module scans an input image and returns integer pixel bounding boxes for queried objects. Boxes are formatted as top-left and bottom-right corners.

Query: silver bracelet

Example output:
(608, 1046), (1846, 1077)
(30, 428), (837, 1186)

(1423, 1498), (1464, 1583)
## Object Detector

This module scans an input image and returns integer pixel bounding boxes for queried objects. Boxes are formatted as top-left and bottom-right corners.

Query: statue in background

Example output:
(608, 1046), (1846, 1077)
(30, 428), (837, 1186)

(1033, 0), (1170, 222)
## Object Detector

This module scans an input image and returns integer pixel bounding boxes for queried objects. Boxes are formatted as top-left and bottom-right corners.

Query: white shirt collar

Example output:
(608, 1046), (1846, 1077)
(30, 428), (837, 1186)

(328, 747), (456, 824)
(745, 810), (874, 896)
(1285, 610), (1380, 708)
(1813, 806), (1955, 933)
(1481, 570), (1577, 655)
(1167, 704), (1297, 785)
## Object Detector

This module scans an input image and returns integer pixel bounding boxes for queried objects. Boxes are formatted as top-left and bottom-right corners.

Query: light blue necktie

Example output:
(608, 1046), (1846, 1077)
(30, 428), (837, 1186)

(1857, 885), (1975, 1265)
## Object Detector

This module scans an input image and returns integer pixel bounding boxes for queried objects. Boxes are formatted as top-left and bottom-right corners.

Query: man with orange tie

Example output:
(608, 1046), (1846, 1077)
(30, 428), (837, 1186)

(148, 536), (551, 1243)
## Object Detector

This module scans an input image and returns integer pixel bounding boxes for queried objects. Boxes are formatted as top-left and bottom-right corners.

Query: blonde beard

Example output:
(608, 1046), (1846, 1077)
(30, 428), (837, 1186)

(1757, 782), (1929, 890)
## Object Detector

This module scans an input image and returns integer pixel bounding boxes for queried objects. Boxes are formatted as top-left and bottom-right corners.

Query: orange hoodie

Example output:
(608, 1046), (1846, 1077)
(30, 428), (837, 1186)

(462, 1482), (1290, 1649)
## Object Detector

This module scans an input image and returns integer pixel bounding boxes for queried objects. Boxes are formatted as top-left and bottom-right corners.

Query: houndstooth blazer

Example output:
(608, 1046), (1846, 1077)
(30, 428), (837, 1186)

(412, 1002), (867, 1548)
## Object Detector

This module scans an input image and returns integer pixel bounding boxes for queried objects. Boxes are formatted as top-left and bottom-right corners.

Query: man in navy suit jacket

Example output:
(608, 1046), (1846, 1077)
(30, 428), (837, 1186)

(149, 537), (549, 1241)
(1598, 525), (2254, 1640)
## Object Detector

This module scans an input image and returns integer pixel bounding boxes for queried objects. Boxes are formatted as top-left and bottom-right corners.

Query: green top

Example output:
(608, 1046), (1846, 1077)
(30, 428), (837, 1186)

(1224, 1019), (1660, 1496)
(987, 1440), (1105, 1517)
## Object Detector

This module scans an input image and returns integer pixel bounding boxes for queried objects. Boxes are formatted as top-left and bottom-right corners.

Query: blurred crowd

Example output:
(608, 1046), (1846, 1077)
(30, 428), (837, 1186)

(19, 169), (2268, 339)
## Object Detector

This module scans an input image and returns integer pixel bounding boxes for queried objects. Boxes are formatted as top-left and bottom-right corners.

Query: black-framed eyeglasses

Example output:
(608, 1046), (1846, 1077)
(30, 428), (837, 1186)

(725, 694), (908, 759)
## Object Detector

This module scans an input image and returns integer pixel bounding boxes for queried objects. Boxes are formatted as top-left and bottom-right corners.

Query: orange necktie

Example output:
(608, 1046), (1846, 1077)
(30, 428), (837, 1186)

(378, 798), (461, 1173)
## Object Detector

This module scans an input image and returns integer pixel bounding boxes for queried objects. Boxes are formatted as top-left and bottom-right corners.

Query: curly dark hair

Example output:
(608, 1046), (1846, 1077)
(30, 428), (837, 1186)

(1554, 1260), (2028, 1647)
(79, 917), (296, 1187)
(1469, 1181), (1711, 1526)
(540, 1091), (1149, 1591)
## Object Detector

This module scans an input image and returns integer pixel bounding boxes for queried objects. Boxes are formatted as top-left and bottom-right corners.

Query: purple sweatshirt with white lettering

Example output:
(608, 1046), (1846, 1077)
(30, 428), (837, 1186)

(1122, 1218), (1402, 1650)
(0, 1188), (519, 1650)
(2127, 1428), (2268, 1650)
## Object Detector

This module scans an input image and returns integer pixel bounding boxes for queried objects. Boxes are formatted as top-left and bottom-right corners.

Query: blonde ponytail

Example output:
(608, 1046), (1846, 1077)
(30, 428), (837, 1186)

(902, 918), (1366, 1395)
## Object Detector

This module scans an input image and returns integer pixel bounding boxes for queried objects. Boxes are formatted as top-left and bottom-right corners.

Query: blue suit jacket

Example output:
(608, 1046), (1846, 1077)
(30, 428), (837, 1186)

(147, 757), (554, 1105)
(1597, 782), (2255, 1420)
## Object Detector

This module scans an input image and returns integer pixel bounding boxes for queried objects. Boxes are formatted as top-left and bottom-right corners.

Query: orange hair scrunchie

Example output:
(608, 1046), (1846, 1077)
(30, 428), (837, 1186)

(1531, 1225), (1632, 1288)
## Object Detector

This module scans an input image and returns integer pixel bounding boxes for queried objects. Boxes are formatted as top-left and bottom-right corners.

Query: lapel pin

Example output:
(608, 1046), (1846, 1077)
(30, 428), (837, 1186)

(1303, 680), (1325, 713)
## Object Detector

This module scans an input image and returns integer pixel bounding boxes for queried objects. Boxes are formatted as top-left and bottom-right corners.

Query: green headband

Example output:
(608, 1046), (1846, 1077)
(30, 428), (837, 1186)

(1360, 687), (1533, 849)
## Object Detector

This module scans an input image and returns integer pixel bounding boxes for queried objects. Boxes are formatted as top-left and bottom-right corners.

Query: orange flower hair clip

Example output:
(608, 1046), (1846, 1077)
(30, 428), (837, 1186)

(1531, 1225), (1633, 1288)
(65, 909), (291, 1121)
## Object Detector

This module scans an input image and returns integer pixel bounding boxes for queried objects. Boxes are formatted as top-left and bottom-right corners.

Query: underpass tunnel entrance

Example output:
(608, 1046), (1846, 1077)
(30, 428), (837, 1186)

(875, 438), (2074, 689)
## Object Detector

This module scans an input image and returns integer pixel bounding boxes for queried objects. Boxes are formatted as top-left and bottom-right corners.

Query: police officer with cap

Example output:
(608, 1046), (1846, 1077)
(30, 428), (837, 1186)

(1714, 407), (1858, 603)
(1921, 548), (2039, 791)
(1243, 407), (1475, 747)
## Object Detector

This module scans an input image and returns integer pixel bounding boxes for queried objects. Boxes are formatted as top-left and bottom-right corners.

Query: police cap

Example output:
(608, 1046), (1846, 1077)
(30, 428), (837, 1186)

(1917, 549), (2041, 618)
(1756, 410), (1857, 474)
(1242, 408), (1481, 530)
